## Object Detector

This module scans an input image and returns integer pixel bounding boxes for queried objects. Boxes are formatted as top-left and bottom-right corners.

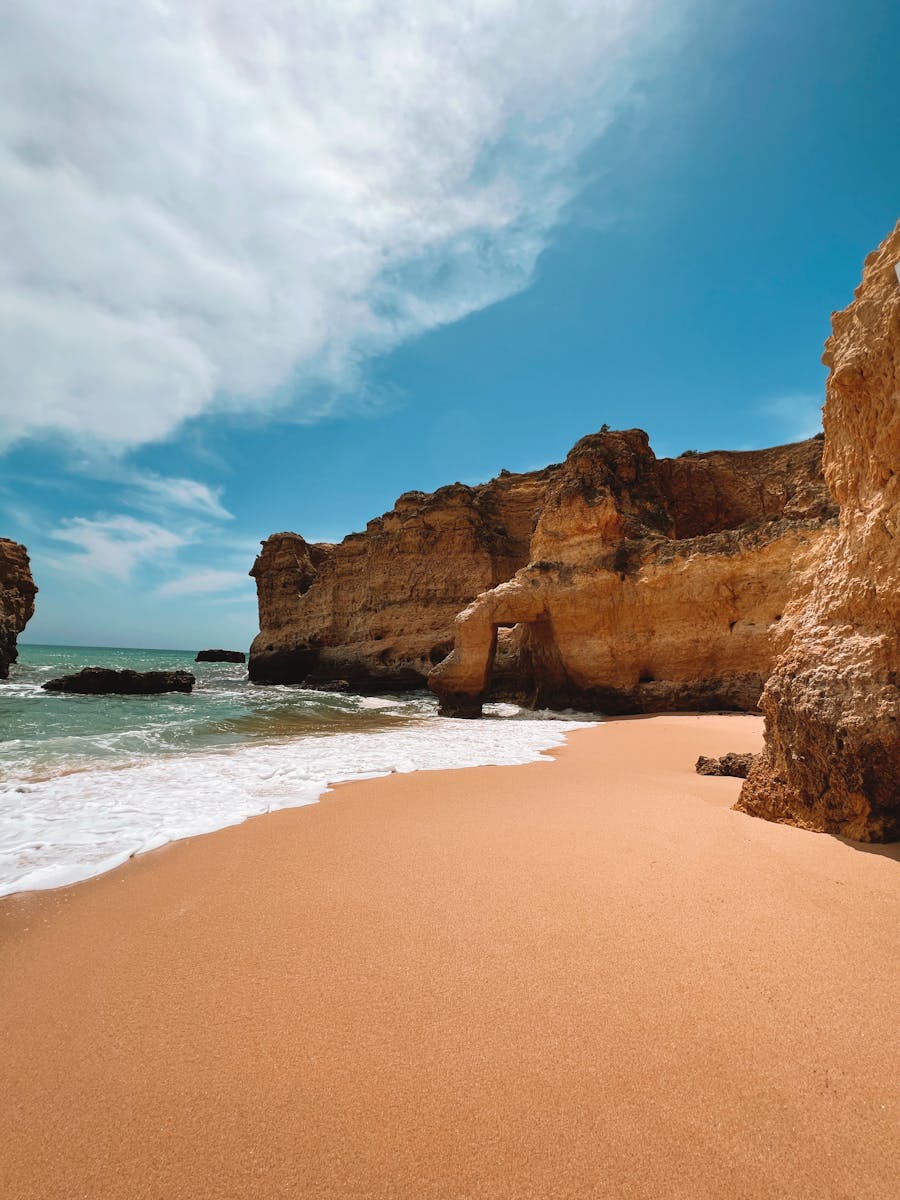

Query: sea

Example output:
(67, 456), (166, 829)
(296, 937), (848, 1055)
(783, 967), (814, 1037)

(0, 644), (595, 897)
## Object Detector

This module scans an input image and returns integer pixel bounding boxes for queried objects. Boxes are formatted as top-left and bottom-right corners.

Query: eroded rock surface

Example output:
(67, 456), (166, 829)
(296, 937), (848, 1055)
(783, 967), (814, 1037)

(0, 538), (37, 679)
(249, 469), (559, 686)
(696, 753), (755, 779)
(430, 430), (834, 716)
(251, 431), (834, 719)
(196, 649), (246, 663)
(737, 223), (900, 842)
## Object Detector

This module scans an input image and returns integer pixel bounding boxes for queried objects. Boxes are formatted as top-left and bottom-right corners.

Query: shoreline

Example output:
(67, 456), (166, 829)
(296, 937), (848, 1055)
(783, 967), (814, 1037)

(0, 698), (588, 898)
(2, 713), (898, 1199)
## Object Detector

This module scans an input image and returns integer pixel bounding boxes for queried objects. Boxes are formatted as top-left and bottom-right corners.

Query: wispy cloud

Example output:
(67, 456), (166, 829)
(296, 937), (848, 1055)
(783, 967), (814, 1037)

(0, 0), (680, 451)
(157, 568), (250, 598)
(0, 492), (42, 535)
(49, 454), (235, 520)
(126, 474), (233, 521)
(759, 394), (824, 444)
(49, 515), (186, 581)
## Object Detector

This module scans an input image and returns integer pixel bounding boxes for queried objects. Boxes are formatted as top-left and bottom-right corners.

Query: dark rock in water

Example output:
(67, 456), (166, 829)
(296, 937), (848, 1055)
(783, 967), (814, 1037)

(195, 649), (246, 663)
(696, 752), (756, 779)
(43, 668), (195, 695)
(437, 691), (486, 719)
(302, 679), (351, 693)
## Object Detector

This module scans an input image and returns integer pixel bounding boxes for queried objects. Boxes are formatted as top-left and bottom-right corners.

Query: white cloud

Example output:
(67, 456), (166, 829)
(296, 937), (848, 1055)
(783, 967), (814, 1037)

(760, 394), (824, 444)
(157, 567), (250, 598)
(0, 0), (676, 450)
(126, 474), (233, 520)
(46, 455), (234, 518)
(50, 515), (187, 581)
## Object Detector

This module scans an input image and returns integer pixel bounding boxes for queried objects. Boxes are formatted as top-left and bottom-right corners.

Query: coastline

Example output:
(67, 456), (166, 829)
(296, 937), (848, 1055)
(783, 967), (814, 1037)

(1, 646), (592, 898)
(2, 713), (898, 1199)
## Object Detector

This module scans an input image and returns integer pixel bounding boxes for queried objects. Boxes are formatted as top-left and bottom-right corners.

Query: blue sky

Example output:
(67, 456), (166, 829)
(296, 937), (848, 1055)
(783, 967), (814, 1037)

(1, 0), (898, 650)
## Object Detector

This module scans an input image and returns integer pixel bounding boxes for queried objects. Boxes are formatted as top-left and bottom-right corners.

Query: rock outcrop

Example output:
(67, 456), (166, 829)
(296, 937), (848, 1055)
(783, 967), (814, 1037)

(0, 538), (37, 679)
(251, 432), (834, 717)
(195, 649), (246, 663)
(737, 223), (900, 842)
(249, 468), (559, 686)
(696, 753), (755, 779)
(43, 668), (195, 695)
(430, 431), (834, 715)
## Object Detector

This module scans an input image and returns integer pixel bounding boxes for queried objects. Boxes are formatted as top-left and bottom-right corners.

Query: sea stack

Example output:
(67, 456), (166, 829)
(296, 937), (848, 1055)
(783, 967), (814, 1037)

(737, 222), (900, 842)
(42, 668), (196, 695)
(195, 649), (246, 663)
(0, 538), (37, 679)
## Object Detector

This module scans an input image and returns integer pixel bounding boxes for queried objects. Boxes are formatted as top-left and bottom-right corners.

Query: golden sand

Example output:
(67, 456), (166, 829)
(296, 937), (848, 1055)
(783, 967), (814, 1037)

(2, 714), (898, 1199)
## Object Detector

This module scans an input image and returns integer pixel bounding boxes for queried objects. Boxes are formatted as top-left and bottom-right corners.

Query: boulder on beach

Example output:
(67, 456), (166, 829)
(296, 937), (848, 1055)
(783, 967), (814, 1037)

(42, 668), (195, 695)
(695, 752), (756, 779)
(195, 649), (246, 663)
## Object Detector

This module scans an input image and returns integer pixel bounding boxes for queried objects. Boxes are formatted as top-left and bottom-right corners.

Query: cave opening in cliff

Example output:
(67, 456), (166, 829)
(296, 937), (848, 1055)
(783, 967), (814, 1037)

(485, 615), (569, 709)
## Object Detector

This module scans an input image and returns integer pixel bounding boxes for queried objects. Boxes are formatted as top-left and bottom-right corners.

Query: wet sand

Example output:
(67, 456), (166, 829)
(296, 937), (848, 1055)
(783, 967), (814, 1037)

(2, 714), (898, 1199)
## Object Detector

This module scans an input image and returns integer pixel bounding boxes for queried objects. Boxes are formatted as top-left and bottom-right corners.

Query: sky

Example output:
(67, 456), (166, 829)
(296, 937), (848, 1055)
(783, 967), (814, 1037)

(1, 0), (898, 650)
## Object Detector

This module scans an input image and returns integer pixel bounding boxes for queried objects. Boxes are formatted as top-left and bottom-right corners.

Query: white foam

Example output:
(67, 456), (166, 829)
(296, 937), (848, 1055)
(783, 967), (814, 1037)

(0, 715), (593, 897)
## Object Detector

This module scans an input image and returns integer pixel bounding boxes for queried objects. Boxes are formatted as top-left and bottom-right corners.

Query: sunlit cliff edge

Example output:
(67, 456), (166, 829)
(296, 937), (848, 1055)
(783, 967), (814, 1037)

(737, 221), (900, 841)
(0, 539), (36, 679)
(250, 433), (835, 721)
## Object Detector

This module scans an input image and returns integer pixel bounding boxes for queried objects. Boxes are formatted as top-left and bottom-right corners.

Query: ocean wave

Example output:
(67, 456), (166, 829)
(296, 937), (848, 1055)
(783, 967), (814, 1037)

(0, 714), (594, 897)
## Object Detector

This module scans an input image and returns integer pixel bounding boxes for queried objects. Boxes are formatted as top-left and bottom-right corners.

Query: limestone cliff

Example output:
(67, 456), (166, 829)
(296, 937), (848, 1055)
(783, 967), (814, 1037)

(249, 468), (559, 685)
(737, 223), (900, 842)
(251, 433), (834, 715)
(429, 431), (834, 715)
(0, 539), (37, 679)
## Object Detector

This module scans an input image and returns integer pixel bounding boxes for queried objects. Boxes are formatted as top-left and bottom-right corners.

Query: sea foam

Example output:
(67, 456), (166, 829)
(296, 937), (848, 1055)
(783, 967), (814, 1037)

(0, 711), (592, 897)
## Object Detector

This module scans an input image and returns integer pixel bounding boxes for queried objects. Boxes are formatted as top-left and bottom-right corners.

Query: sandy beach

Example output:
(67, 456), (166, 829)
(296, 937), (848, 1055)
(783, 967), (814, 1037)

(1, 713), (898, 1200)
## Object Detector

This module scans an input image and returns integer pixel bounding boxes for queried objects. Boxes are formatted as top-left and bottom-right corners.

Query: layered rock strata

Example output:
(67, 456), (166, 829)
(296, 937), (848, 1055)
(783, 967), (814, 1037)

(0, 538), (37, 679)
(737, 223), (900, 842)
(249, 467), (559, 686)
(429, 431), (834, 715)
(251, 433), (834, 717)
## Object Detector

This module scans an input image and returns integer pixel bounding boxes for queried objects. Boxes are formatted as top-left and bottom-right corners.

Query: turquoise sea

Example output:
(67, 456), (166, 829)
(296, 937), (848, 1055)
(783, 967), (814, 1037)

(0, 644), (592, 897)
(2, 643), (426, 781)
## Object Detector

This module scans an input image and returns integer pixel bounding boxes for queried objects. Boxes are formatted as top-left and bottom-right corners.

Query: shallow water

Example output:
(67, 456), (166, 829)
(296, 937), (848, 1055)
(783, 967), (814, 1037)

(0, 644), (596, 896)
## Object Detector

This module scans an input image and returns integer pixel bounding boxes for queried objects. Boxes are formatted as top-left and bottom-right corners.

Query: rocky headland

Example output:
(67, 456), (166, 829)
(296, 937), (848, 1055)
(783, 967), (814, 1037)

(736, 222), (900, 842)
(0, 538), (37, 679)
(430, 431), (833, 716)
(249, 464), (558, 687)
(250, 432), (834, 715)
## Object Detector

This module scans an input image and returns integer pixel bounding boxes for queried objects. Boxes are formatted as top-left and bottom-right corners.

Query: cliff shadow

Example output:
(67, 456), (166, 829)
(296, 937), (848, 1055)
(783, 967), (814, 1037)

(831, 836), (900, 860)
(487, 616), (572, 708)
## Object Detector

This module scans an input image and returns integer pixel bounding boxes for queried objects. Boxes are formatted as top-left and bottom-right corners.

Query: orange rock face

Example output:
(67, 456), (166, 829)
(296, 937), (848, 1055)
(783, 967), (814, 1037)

(249, 469), (559, 686)
(250, 432), (834, 718)
(737, 223), (900, 841)
(429, 431), (833, 716)
(0, 538), (37, 679)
